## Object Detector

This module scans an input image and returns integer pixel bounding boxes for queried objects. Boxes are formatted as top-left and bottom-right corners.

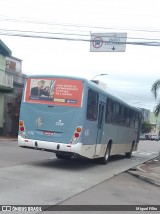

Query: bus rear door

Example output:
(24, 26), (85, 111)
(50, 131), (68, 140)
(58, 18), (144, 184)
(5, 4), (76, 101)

(95, 101), (105, 156)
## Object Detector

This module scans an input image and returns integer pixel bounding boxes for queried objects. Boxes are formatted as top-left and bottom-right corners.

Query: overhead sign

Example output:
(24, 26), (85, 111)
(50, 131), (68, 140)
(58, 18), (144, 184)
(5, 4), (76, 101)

(90, 33), (127, 52)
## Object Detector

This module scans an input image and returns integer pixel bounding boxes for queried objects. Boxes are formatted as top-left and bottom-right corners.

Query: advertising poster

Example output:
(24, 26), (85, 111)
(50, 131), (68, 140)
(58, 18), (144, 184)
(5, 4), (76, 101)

(25, 78), (83, 107)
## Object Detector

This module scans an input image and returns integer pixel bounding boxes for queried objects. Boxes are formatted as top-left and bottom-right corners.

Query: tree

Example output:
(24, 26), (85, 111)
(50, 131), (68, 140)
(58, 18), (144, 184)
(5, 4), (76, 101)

(151, 79), (160, 116)
(141, 121), (152, 134)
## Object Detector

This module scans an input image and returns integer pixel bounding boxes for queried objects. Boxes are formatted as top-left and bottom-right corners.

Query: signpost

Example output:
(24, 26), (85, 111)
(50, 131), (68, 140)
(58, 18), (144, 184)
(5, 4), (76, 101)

(90, 33), (127, 52)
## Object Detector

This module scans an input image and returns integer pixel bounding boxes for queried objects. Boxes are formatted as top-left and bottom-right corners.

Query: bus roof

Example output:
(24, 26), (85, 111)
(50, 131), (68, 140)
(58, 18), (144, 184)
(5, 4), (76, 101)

(26, 74), (86, 81)
(85, 78), (141, 113)
(26, 74), (141, 113)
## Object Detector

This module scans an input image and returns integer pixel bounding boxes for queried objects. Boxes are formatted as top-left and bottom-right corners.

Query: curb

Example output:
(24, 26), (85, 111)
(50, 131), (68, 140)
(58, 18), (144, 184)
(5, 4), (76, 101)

(0, 138), (17, 141)
(128, 170), (160, 187)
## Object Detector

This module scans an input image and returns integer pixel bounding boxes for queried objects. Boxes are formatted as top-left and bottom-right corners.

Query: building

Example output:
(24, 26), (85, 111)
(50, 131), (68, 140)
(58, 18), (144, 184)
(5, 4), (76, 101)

(0, 40), (13, 135)
(140, 108), (150, 122)
(149, 112), (160, 135)
(0, 39), (26, 136)
(140, 107), (160, 136)
(91, 80), (107, 90)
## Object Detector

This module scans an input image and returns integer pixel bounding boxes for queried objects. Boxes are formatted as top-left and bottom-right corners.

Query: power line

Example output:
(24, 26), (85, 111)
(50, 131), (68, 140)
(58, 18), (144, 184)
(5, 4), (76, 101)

(0, 28), (89, 37)
(106, 88), (156, 110)
(1, 15), (160, 34)
(0, 15), (160, 47)
(1, 28), (160, 43)
(0, 15), (160, 45)
(106, 87), (154, 100)
(1, 30), (160, 46)
(107, 83), (152, 87)
(0, 31), (90, 42)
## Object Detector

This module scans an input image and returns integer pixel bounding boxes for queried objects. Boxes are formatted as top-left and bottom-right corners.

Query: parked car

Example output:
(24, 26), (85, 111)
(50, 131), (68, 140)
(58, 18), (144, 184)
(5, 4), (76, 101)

(150, 134), (159, 141)
(145, 134), (151, 140)
(140, 134), (146, 140)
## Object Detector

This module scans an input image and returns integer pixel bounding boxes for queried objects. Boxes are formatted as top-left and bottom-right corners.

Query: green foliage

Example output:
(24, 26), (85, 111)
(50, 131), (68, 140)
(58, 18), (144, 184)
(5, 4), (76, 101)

(141, 121), (152, 134)
(151, 79), (160, 116)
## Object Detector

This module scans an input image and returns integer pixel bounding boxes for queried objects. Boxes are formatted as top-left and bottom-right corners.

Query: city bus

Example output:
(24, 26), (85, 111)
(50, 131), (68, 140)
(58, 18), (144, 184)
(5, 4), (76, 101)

(18, 75), (143, 164)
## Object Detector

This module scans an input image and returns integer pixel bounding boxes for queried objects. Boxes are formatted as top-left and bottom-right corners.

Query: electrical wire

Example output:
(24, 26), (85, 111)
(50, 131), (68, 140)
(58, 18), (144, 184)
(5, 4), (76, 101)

(0, 15), (160, 34)
(0, 15), (158, 110)
(107, 87), (153, 99)
(1, 28), (159, 43)
(0, 28), (89, 37)
(1, 15), (160, 40)
(0, 15), (160, 46)
(0, 30), (160, 46)
(106, 87), (156, 110)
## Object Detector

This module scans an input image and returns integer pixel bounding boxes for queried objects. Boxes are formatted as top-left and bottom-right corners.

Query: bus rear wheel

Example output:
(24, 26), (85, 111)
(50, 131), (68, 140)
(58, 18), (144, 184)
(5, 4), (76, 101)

(125, 142), (134, 158)
(56, 153), (72, 160)
(99, 143), (111, 164)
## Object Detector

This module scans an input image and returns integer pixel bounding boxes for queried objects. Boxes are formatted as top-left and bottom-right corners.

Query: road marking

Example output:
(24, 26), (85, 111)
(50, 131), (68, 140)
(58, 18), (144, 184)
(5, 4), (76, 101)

(139, 152), (157, 156)
(134, 151), (157, 156)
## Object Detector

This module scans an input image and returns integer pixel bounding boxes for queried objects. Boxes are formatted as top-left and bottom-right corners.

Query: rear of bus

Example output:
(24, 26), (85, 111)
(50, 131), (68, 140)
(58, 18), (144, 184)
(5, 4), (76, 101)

(18, 76), (85, 158)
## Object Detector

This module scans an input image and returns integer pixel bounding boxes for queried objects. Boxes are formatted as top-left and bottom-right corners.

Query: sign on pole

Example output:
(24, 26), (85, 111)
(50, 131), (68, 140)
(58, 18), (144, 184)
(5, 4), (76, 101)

(90, 33), (127, 52)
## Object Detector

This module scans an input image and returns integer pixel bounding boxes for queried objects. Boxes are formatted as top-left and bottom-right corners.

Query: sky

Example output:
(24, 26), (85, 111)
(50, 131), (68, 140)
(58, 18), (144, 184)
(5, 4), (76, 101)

(0, 0), (160, 111)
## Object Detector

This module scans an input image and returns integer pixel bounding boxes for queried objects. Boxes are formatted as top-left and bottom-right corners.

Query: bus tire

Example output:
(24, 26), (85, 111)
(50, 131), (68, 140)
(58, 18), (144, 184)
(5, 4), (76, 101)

(125, 142), (134, 158)
(99, 143), (111, 164)
(56, 153), (72, 160)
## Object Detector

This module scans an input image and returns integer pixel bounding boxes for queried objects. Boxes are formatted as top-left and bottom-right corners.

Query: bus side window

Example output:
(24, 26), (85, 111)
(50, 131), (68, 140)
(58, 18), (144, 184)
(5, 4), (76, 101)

(86, 89), (99, 121)
(125, 108), (131, 127)
(130, 110), (136, 128)
(105, 98), (113, 124)
(135, 113), (139, 128)
(119, 105), (125, 126)
(112, 101), (120, 124)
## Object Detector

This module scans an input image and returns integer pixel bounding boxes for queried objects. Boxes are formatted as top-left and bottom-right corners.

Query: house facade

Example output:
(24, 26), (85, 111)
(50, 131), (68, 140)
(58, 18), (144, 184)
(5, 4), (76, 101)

(0, 39), (26, 136)
(0, 40), (13, 135)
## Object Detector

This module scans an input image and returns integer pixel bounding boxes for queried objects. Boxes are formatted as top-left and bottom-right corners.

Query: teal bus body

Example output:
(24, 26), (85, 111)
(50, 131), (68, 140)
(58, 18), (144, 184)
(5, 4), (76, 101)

(18, 75), (142, 163)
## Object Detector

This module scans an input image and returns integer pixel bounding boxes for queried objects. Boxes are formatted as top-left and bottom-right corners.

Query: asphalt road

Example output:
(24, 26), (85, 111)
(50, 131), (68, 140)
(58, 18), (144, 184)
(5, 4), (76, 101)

(52, 173), (160, 214)
(0, 140), (159, 213)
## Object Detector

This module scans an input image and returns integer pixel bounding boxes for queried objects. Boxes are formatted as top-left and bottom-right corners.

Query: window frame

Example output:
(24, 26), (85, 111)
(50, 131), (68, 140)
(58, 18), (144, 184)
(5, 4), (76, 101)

(86, 89), (99, 121)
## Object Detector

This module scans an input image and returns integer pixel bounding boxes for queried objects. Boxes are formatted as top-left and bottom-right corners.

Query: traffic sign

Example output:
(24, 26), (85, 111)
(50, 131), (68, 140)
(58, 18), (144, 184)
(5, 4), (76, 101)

(90, 33), (127, 52)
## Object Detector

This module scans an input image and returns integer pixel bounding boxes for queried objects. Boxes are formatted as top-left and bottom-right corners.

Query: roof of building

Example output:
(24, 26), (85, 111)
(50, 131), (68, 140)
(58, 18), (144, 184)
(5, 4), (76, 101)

(0, 39), (12, 56)
(6, 55), (23, 61)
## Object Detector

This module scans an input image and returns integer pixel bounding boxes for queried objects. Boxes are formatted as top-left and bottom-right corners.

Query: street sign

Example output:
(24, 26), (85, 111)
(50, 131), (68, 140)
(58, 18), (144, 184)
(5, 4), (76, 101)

(90, 33), (127, 52)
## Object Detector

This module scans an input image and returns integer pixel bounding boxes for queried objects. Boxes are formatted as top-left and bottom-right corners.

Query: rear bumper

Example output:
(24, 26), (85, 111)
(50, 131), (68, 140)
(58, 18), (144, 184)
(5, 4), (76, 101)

(18, 135), (82, 155)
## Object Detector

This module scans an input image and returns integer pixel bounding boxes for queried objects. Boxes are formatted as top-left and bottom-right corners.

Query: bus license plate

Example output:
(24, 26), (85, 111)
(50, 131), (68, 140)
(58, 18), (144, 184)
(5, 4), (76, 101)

(43, 131), (54, 136)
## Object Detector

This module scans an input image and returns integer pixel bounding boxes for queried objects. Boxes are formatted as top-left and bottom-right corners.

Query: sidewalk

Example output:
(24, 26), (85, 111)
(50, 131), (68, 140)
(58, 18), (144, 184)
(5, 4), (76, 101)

(0, 136), (17, 141)
(128, 157), (160, 187)
(0, 136), (160, 187)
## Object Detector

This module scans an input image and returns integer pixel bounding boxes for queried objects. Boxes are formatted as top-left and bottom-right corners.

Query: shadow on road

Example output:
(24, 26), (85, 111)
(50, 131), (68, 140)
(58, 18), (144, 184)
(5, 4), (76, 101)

(30, 154), (126, 171)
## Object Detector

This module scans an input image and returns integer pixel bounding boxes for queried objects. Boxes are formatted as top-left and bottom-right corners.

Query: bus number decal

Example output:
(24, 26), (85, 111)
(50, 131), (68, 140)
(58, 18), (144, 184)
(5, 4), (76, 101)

(84, 129), (90, 136)
(28, 130), (35, 135)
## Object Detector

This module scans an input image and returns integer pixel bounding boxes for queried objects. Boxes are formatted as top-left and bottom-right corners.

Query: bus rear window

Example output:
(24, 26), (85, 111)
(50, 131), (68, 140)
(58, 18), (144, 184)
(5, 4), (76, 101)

(24, 78), (83, 107)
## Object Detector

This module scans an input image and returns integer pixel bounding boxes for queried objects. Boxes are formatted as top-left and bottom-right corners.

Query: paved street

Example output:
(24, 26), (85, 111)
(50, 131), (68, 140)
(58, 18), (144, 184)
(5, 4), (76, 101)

(0, 140), (159, 213)
(50, 173), (159, 214)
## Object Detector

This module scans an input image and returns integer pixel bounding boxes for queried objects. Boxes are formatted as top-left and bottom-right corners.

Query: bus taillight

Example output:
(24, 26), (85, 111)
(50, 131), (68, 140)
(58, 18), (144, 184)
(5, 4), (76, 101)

(76, 127), (82, 133)
(19, 120), (25, 135)
(71, 126), (82, 144)
(74, 132), (79, 138)
(20, 126), (25, 132)
(19, 120), (24, 127)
